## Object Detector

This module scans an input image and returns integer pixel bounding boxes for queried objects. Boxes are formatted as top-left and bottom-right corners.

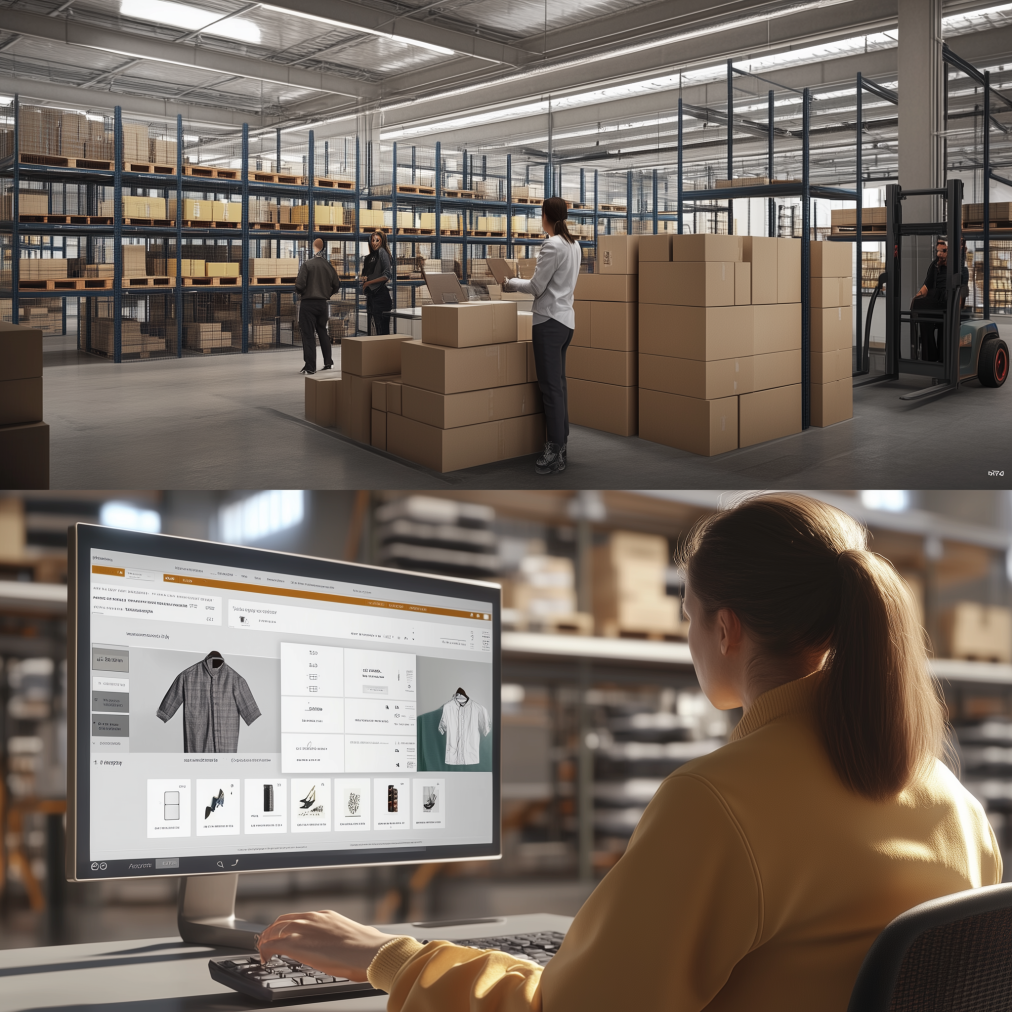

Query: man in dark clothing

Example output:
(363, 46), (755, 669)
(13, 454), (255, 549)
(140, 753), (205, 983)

(295, 237), (340, 374)
(910, 239), (968, 362)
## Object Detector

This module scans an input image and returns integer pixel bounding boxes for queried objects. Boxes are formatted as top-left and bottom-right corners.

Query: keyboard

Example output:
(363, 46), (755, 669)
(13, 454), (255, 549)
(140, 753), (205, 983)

(208, 930), (565, 1002)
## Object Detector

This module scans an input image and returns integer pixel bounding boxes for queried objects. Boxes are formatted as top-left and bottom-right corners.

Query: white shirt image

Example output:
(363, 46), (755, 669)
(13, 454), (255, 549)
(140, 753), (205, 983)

(438, 695), (491, 765)
(504, 233), (582, 328)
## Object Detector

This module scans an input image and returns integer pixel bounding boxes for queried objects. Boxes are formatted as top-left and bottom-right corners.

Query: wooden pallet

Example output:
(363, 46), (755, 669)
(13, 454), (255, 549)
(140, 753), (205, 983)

(512, 196), (542, 205)
(19, 277), (117, 291)
(443, 189), (478, 199)
(178, 220), (241, 229)
(313, 224), (353, 233)
(124, 162), (175, 175)
(831, 224), (886, 236)
(598, 203), (627, 212)
(182, 165), (238, 180)
(251, 276), (298, 285)
(123, 276), (176, 287)
(396, 227), (435, 235)
(277, 222), (303, 231)
(246, 171), (290, 184)
(17, 152), (118, 170)
(122, 218), (174, 226)
(371, 183), (437, 196)
(569, 202), (592, 210)
(16, 214), (67, 224)
(90, 216), (114, 225)
(471, 230), (506, 237)
(311, 176), (355, 189)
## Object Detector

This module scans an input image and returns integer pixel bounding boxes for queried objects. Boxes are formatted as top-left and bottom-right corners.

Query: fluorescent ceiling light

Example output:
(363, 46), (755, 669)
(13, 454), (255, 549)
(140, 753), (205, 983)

(219, 490), (304, 544)
(100, 501), (162, 533)
(261, 5), (452, 55)
(120, 0), (262, 44)
(860, 490), (910, 513)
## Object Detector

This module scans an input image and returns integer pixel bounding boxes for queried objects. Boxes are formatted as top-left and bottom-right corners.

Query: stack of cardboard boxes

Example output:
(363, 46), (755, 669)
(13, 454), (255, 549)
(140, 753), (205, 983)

(810, 243), (854, 427)
(0, 320), (48, 488)
(940, 603), (1012, 664)
(121, 123), (149, 163)
(567, 235), (639, 436)
(92, 318), (166, 356)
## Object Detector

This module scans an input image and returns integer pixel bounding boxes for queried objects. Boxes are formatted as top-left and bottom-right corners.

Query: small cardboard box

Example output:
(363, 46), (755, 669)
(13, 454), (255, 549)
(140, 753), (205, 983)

(401, 339), (528, 394)
(371, 408), (387, 450)
(638, 233), (672, 262)
(0, 377), (43, 425)
(738, 383), (801, 447)
(401, 382), (542, 429)
(206, 262), (239, 278)
(638, 261), (735, 307)
(638, 304), (753, 360)
(573, 301), (591, 348)
(810, 241), (853, 278)
(387, 380), (402, 414)
(753, 304), (801, 355)
(939, 603), (1012, 664)
(372, 380), (389, 412)
(304, 372), (343, 427)
(777, 238), (801, 303)
(0, 420), (49, 489)
(598, 235), (640, 274)
(735, 262), (751, 305)
(574, 274), (637, 302)
(810, 276), (849, 309)
(421, 301), (518, 348)
(638, 354), (753, 400)
(810, 376), (853, 427)
(567, 377), (638, 436)
(590, 301), (637, 351)
(0, 320), (44, 381)
(342, 334), (411, 377)
(639, 388), (738, 456)
(670, 234), (742, 262)
(566, 347), (637, 387)
(812, 349), (851, 385)
(753, 350), (801, 391)
(812, 306), (852, 353)
(338, 372), (399, 442)
(742, 236), (778, 305)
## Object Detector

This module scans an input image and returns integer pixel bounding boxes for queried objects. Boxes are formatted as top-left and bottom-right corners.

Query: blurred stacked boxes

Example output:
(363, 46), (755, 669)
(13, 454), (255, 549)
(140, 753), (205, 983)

(121, 122), (149, 163)
(861, 251), (885, 291)
(184, 322), (231, 351)
(0, 320), (48, 488)
(148, 137), (178, 164)
(251, 258), (298, 277)
(940, 604), (1012, 664)
(421, 213), (460, 231)
(99, 196), (168, 219)
(503, 555), (593, 635)
(18, 303), (61, 335)
(809, 242), (854, 427)
(360, 208), (386, 229)
(93, 318), (166, 355)
(568, 235), (639, 436)
(2, 192), (48, 217)
(290, 204), (345, 225)
(18, 259), (67, 280)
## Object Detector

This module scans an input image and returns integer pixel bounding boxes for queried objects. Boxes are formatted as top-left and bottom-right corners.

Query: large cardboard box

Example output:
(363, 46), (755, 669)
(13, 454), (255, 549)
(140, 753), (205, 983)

(735, 262), (751, 305)
(742, 236), (778, 304)
(387, 411), (545, 472)
(0, 420), (49, 489)
(338, 372), (400, 441)
(939, 603), (1012, 664)
(810, 241), (853, 278)
(574, 274), (637, 302)
(812, 306), (852, 353)
(753, 350), (801, 391)
(401, 382), (542, 429)
(567, 346), (636, 386)
(342, 334), (411, 377)
(421, 301), (518, 348)
(387, 380), (402, 414)
(638, 234), (672, 262)
(638, 261), (734, 307)
(738, 383), (801, 447)
(573, 301), (591, 348)
(810, 276), (849, 309)
(638, 353), (753, 399)
(305, 372), (343, 426)
(777, 238), (801, 303)
(590, 301), (636, 351)
(810, 376), (853, 427)
(639, 389), (738, 456)
(518, 311), (533, 342)
(206, 262), (239, 278)
(812, 348), (851, 385)
(670, 234), (742, 262)
(0, 320), (44, 381)
(638, 304), (753, 360)
(0, 377), (43, 425)
(598, 235), (640, 274)
(753, 303), (801, 355)
(401, 339), (528, 394)
(372, 380), (389, 412)
(567, 377), (637, 436)
(371, 408), (387, 451)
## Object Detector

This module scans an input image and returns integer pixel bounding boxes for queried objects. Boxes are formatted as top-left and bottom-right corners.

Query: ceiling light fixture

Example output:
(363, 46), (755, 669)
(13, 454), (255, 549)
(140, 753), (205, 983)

(119, 0), (262, 44)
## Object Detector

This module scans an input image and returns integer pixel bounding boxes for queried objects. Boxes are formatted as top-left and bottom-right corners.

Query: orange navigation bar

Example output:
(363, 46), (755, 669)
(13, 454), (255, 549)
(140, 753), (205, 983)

(92, 566), (126, 578)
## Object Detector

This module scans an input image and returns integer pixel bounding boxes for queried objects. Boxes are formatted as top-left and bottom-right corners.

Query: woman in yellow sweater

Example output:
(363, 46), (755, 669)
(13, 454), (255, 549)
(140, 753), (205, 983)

(257, 493), (1001, 1011)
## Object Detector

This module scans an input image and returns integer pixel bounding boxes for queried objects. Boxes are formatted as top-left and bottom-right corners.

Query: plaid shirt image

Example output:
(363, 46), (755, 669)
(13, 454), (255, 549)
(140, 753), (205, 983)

(157, 654), (261, 753)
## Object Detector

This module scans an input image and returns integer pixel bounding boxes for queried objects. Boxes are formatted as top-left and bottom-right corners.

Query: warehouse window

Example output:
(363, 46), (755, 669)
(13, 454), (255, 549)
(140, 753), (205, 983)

(219, 490), (304, 545)
(100, 501), (161, 534)
(860, 490), (910, 513)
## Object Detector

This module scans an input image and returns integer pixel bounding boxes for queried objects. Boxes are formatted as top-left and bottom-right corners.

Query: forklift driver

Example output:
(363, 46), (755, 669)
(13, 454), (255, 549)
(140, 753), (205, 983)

(910, 239), (968, 362)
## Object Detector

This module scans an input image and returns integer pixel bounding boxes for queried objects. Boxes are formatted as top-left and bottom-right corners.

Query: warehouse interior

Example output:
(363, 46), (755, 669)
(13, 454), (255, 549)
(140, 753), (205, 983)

(1, 1), (1010, 487)
(1, 488), (1011, 949)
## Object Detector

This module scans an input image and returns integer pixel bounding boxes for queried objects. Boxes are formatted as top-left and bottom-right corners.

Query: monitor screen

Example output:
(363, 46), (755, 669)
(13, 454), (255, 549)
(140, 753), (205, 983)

(67, 524), (501, 881)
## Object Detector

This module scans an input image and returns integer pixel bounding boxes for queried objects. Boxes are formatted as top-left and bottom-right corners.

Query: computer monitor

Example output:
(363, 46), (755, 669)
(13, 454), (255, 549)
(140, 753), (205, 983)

(66, 524), (500, 945)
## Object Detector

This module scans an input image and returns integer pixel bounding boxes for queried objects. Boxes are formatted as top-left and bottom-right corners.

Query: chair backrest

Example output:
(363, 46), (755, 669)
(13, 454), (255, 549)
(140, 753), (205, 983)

(847, 883), (1012, 1012)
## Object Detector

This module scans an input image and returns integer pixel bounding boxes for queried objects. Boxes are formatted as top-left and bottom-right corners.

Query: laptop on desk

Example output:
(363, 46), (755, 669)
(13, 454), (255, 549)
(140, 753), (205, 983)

(423, 271), (469, 304)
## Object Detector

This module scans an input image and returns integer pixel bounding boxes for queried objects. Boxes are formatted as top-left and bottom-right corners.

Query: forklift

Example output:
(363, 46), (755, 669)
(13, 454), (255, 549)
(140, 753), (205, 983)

(857, 178), (1008, 401)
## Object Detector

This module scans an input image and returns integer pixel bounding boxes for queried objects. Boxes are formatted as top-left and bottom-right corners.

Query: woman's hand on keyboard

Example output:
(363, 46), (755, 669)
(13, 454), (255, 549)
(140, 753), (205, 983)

(256, 909), (396, 982)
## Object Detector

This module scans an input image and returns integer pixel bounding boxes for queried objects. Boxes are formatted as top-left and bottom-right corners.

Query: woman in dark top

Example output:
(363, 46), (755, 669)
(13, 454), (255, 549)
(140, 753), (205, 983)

(361, 231), (394, 335)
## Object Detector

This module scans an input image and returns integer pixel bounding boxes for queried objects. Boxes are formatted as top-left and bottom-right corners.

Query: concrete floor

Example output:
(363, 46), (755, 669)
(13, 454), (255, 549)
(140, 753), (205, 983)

(43, 338), (1012, 490)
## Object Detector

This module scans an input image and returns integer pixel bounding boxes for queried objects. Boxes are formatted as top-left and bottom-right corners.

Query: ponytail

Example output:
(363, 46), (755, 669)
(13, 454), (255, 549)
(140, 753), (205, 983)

(542, 196), (576, 244)
(676, 493), (945, 800)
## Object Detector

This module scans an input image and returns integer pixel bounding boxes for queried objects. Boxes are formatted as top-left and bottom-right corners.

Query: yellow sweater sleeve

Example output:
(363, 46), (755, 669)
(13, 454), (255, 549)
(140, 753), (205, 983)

(367, 772), (761, 1012)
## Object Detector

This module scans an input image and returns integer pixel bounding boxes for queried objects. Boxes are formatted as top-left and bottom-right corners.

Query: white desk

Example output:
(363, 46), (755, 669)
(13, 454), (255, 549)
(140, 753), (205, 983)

(0, 913), (572, 1012)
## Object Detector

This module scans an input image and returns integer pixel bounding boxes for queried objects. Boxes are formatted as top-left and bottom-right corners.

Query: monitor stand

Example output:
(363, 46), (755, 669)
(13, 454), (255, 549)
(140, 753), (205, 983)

(177, 874), (267, 949)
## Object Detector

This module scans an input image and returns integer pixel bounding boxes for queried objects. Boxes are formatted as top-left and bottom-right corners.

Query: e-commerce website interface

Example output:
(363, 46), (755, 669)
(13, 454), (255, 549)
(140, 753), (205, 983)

(87, 547), (495, 866)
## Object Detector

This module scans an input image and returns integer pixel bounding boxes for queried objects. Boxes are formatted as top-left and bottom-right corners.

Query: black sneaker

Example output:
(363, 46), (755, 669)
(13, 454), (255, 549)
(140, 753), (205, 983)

(321, 364), (333, 371)
(535, 442), (566, 475)
(300, 366), (315, 375)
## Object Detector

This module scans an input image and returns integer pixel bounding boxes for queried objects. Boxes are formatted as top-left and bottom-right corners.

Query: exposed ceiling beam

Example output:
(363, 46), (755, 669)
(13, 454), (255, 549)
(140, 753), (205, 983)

(0, 8), (378, 101)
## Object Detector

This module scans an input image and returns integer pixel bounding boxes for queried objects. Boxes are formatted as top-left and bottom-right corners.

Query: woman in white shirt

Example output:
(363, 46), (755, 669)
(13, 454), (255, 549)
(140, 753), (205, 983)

(503, 196), (582, 475)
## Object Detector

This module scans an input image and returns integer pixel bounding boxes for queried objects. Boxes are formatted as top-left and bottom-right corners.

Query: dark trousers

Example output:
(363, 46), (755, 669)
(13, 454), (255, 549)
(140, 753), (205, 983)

(366, 287), (392, 335)
(299, 298), (332, 371)
(910, 293), (944, 362)
(532, 317), (574, 447)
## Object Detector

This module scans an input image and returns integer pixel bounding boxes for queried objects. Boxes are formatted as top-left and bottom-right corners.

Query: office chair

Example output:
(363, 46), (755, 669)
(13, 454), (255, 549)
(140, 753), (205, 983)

(846, 883), (1012, 1012)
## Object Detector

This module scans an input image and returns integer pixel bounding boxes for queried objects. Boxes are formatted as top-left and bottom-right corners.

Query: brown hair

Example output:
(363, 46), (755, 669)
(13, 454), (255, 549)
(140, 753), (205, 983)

(675, 493), (944, 800)
(542, 196), (575, 244)
(370, 230), (390, 254)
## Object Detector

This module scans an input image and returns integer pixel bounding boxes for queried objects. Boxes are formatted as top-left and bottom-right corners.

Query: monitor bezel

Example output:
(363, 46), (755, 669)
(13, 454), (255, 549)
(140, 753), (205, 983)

(67, 523), (502, 882)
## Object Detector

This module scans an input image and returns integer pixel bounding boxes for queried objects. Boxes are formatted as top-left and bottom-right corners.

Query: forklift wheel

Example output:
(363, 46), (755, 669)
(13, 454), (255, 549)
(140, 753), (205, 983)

(979, 338), (1009, 388)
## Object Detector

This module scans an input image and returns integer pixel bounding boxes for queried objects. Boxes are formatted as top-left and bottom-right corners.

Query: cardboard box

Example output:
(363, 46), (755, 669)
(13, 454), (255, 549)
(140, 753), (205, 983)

(371, 408), (387, 451)
(777, 238), (801, 303)
(574, 274), (637, 302)
(590, 301), (636, 351)
(567, 346), (636, 386)
(638, 234), (672, 262)
(421, 301), (517, 348)
(812, 349), (851, 385)
(738, 383), (801, 447)
(0, 377), (43, 425)
(0, 420), (49, 488)
(639, 388), (738, 456)
(741, 238), (778, 303)
(206, 262), (239, 278)
(342, 334), (411, 377)
(638, 354), (752, 400)
(0, 320), (44, 381)
(372, 380), (389, 412)
(387, 410), (545, 472)
(387, 381), (402, 414)
(810, 276), (849, 309)
(573, 301), (591, 348)
(939, 603), (1012, 664)
(401, 382), (542, 429)
(338, 372), (399, 442)
(812, 306), (852, 353)
(638, 261), (734, 307)
(753, 303), (801, 355)
(401, 339), (528, 394)
(810, 241), (853, 278)
(304, 372), (343, 426)
(670, 234), (742, 262)
(638, 304), (753, 360)
(598, 235), (640, 274)
(567, 377), (637, 436)
(735, 262), (751, 305)
(810, 376), (853, 427)
(753, 350), (801, 391)
(518, 312), (533, 342)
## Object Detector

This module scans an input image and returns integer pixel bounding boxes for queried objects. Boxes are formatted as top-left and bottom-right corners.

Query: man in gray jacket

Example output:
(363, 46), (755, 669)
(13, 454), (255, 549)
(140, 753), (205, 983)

(295, 237), (340, 375)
